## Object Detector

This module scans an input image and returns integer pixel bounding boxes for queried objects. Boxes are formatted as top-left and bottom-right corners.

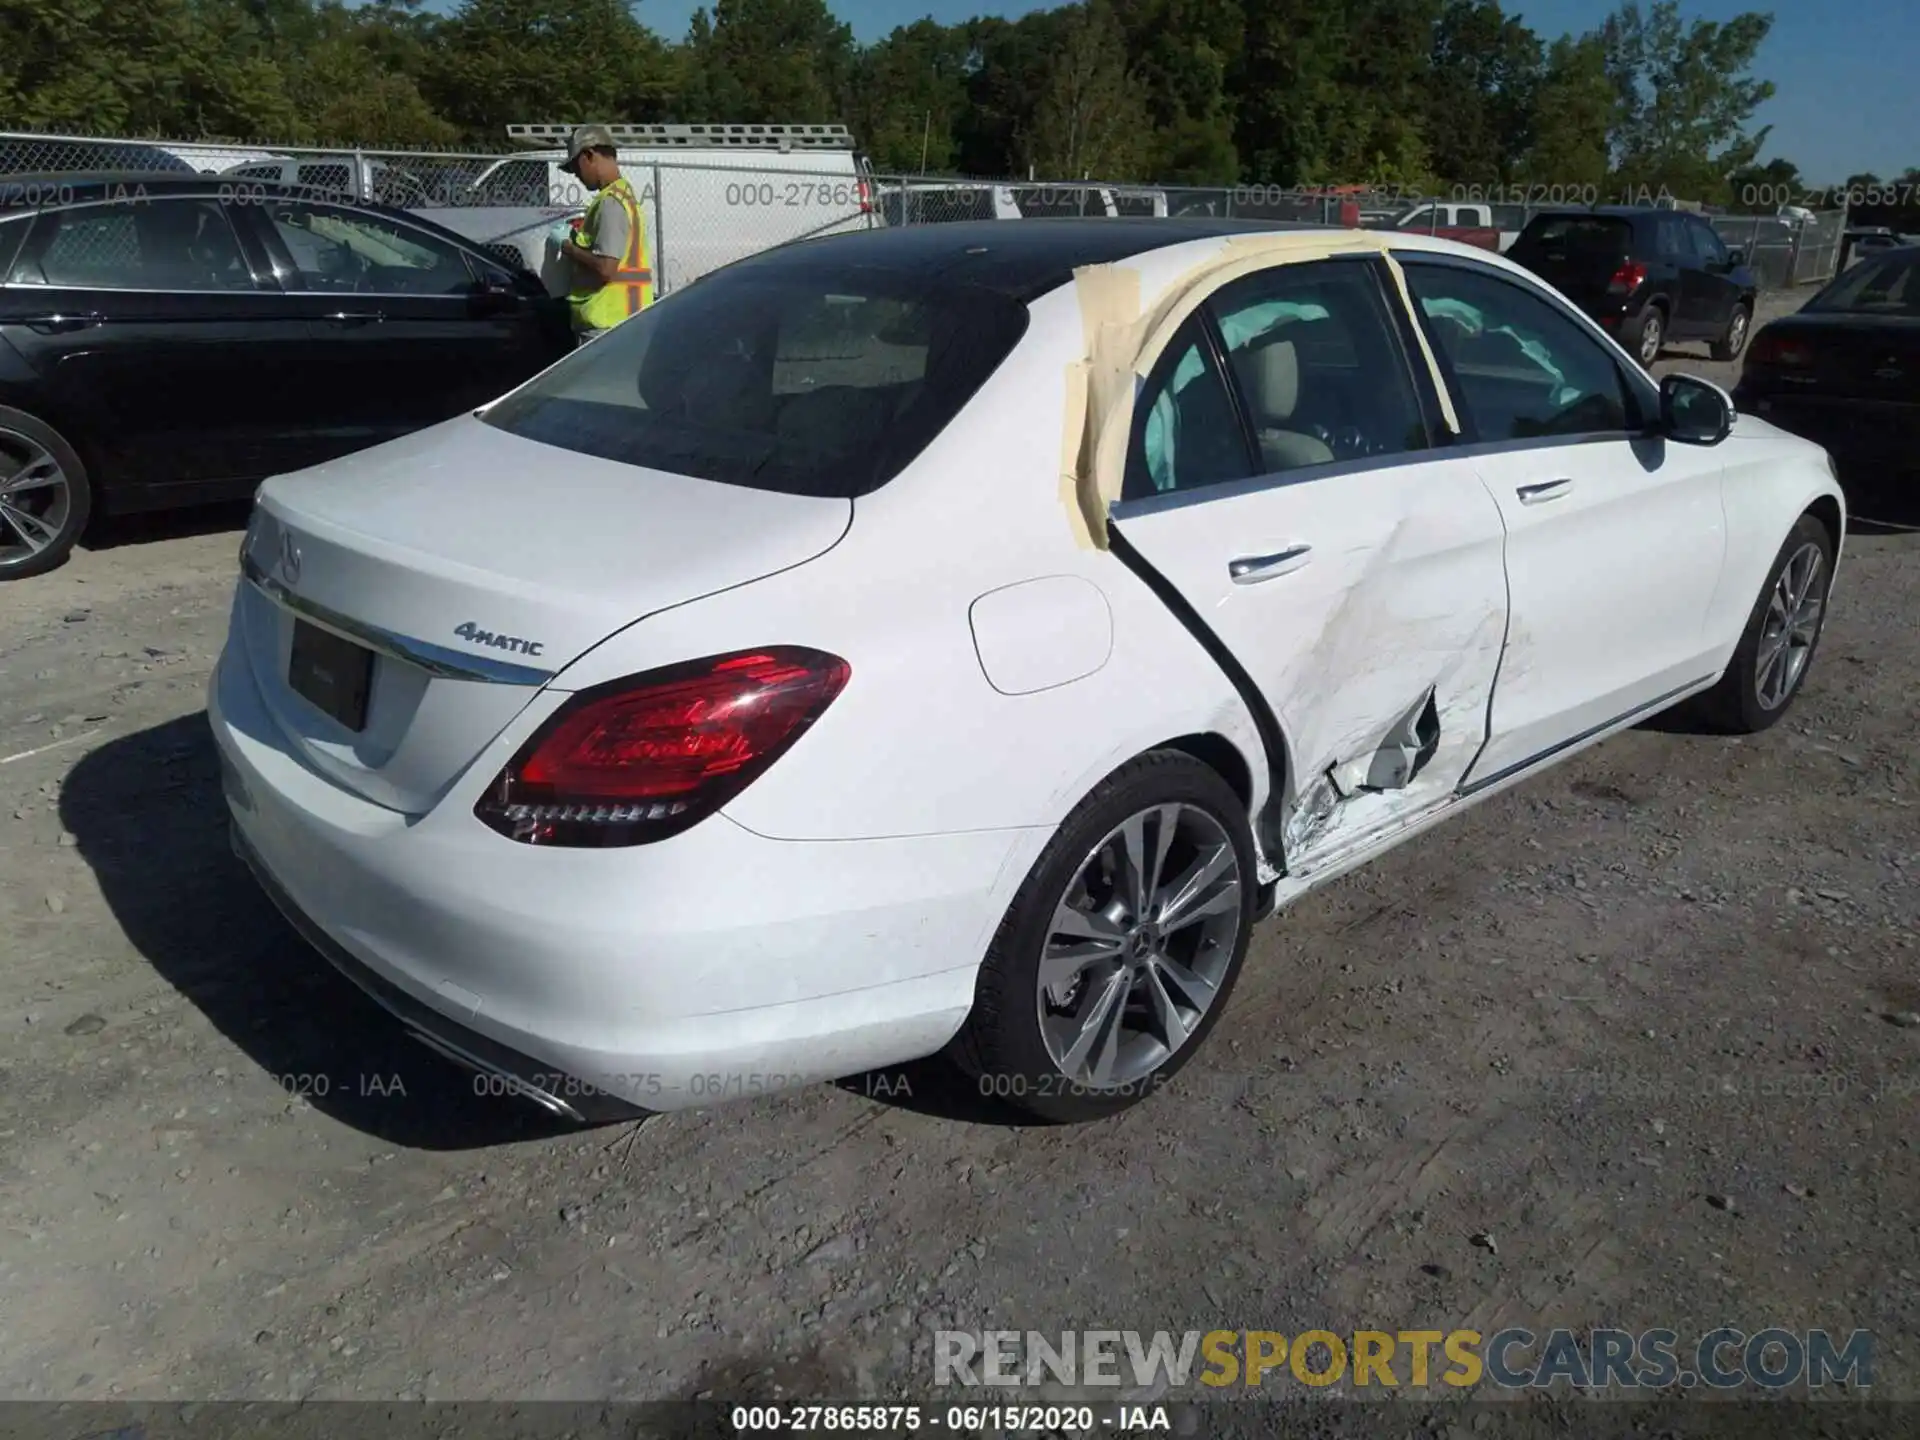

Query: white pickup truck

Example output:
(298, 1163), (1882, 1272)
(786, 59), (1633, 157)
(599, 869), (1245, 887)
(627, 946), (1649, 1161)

(874, 181), (1170, 225)
(1386, 201), (1527, 253)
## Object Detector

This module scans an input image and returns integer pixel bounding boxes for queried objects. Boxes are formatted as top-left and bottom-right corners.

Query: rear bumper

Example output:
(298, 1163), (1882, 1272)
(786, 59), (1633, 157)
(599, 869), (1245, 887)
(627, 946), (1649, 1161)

(209, 638), (1033, 1115)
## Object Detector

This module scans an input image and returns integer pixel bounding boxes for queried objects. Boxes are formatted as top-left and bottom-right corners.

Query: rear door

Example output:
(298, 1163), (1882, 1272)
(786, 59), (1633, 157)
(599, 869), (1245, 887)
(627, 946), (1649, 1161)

(0, 190), (319, 493)
(1684, 216), (1742, 333)
(1108, 257), (1510, 867)
(241, 197), (554, 458)
(1398, 256), (1731, 785)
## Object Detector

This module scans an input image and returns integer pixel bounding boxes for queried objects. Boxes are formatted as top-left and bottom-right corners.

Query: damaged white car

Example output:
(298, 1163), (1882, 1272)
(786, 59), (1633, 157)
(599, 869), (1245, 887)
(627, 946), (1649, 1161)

(210, 219), (1844, 1124)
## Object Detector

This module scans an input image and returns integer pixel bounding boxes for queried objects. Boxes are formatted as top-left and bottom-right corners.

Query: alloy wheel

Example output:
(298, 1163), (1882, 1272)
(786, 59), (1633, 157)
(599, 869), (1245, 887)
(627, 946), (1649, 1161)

(1727, 309), (1749, 354)
(0, 428), (72, 569)
(1036, 802), (1244, 1090)
(1639, 312), (1663, 365)
(1755, 541), (1825, 711)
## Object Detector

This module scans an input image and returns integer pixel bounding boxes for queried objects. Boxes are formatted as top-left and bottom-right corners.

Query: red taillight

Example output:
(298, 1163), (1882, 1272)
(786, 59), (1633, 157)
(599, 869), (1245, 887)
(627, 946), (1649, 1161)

(1747, 332), (1812, 368)
(477, 647), (851, 847)
(1606, 261), (1648, 295)
(858, 178), (873, 215)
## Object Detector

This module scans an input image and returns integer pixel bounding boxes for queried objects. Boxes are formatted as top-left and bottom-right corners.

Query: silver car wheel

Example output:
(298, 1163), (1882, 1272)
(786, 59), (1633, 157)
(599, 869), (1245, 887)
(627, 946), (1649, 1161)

(1037, 802), (1243, 1090)
(1755, 540), (1825, 711)
(1726, 308), (1749, 354)
(0, 428), (72, 568)
(1639, 310), (1663, 364)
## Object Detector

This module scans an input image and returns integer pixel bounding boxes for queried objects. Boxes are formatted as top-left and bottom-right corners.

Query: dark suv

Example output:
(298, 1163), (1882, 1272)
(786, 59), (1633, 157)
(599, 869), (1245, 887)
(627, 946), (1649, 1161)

(1509, 207), (1758, 367)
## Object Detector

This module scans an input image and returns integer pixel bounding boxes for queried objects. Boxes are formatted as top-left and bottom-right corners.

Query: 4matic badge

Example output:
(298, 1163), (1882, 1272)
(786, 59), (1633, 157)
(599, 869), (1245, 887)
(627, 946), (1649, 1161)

(453, 621), (545, 657)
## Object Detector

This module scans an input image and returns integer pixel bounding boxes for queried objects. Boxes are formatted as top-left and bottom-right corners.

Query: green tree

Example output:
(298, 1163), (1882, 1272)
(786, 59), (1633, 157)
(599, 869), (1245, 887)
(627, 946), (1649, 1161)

(677, 0), (855, 124)
(1108, 0), (1242, 183)
(1026, 0), (1151, 180)
(1724, 155), (1801, 213)
(1422, 0), (1541, 187)
(1232, 0), (1437, 188)
(1601, 0), (1775, 202)
(844, 19), (970, 172)
(0, 0), (302, 140)
(1513, 33), (1614, 191)
(282, 1), (458, 146)
(422, 0), (674, 145)
(954, 10), (1075, 177)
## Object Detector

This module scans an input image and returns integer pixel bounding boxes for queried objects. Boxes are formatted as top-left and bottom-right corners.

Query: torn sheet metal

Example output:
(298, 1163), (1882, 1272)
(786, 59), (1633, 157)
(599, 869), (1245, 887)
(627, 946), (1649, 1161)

(1328, 686), (1441, 797)
(1061, 229), (1462, 549)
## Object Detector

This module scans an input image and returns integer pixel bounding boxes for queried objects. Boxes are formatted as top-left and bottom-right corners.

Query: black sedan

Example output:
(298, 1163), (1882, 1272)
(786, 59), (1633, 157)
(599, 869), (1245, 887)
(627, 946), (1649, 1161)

(1734, 246), (1920, 503)
(0, 173), (572, 578)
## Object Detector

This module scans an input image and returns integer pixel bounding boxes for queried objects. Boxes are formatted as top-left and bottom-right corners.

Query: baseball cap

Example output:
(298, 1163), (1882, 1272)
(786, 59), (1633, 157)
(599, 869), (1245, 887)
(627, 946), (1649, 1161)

(560, 124), (617, 175)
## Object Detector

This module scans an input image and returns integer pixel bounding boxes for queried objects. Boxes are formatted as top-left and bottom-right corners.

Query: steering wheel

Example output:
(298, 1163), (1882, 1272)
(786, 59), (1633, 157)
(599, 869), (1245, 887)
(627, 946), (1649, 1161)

(1302, 421), (1375, 460)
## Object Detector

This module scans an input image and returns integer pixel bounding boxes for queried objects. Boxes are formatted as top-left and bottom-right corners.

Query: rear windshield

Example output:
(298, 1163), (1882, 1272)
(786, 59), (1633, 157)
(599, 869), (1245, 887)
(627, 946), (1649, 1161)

(1514, 215), (1632, 255)
(483, 267), (1030, 498)
(1806, 250), (1920, 314)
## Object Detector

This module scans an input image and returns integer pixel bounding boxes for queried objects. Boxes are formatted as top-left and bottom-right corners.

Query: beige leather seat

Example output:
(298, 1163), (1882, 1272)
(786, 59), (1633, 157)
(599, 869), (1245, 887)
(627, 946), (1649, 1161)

(1245, 340), (1334, 471)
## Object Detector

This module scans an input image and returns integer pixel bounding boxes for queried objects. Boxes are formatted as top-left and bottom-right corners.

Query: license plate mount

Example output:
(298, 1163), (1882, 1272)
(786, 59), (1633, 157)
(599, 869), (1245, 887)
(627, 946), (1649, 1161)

(288, 619), (374, 732)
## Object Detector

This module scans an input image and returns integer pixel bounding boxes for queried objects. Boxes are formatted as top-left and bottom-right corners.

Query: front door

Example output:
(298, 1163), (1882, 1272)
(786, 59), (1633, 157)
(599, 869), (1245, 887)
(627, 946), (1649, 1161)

(1108, 257), (1510, 867)
(1399, 257), (1730, 787)
(242, 199), (548, 463)
(1685, 217), (1742, 336)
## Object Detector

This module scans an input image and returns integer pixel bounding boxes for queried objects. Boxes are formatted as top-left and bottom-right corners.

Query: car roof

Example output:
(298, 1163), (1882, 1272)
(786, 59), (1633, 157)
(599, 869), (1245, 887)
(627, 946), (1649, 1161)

(1522, 206), (1686, 221)
(725, 217), (1339, 301)
(0, 170), (223, 191)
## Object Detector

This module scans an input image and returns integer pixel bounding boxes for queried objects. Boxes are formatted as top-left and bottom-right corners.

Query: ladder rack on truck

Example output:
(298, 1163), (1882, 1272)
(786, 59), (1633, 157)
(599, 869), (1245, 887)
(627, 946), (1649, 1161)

(505, 123), (857, 153)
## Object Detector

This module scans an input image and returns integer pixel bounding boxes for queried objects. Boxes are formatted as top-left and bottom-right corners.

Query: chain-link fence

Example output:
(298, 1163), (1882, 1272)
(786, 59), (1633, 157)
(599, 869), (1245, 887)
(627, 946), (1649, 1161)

(0, 128), (1847, 293)
(1705, 210), (1845, 290)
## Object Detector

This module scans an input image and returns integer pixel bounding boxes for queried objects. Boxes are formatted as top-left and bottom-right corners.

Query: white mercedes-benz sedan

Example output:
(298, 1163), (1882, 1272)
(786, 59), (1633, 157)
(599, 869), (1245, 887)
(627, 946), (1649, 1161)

(210, 219), (1844, 1124)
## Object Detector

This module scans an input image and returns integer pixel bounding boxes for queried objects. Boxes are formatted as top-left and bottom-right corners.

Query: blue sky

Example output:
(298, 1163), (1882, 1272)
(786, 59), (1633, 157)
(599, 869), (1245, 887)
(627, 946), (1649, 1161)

(626, 0), (1913, 183)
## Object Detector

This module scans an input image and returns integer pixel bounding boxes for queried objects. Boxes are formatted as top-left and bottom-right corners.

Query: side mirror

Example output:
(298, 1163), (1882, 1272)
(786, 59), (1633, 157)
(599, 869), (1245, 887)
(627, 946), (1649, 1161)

(1725, 247), (1746, 268)
(1661, 373), (1734, 446)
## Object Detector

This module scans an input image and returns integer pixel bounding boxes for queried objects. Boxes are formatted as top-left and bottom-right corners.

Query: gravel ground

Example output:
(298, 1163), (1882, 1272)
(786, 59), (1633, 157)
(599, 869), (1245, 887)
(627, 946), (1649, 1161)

(1, 285), (1916, 1412)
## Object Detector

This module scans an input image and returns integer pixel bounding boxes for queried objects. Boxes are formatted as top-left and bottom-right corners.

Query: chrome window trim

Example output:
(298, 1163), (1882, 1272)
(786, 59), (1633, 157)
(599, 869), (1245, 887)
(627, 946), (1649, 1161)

(240, 551), (556, 687)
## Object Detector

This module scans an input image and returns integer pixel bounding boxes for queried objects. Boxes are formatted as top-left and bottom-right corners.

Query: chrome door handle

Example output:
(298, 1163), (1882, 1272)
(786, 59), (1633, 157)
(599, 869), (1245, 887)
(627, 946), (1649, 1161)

(321, 310), (385, 326)
(1229, 545), (1313, 584)
(1516, 478), (1574, 505)
(19, 312), (105, 334)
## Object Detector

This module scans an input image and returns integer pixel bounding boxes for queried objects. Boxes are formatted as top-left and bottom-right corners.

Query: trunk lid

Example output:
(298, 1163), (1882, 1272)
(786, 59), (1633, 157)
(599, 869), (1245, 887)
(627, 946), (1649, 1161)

(1744, 313), (1920, 404)
(235, 414), (853, 815)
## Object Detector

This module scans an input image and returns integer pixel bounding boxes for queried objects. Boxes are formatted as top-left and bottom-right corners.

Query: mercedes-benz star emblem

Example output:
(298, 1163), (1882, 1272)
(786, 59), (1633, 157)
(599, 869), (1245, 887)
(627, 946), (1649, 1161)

(278, 531), (302, 586)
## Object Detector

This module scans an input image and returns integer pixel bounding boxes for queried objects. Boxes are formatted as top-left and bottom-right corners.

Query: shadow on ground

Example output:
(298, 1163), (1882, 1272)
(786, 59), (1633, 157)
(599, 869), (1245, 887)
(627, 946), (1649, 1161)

(58, 711), (573, 1151)
(81, 500), (253, 553)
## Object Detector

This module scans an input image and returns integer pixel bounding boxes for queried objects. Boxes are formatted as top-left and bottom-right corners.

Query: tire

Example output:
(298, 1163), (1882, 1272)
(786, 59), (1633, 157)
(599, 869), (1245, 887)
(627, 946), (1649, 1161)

(1710, 302), (1752, 362)
(1687, 513), (1835, 734)
(947, 750), (1258, 1123)
(1626, 303), (1666, 367)
(0, 406), (92, 581)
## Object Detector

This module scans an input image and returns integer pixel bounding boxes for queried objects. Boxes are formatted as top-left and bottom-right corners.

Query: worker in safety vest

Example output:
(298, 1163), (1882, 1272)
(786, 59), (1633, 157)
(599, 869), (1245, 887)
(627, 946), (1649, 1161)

(557, 124), (655, 345)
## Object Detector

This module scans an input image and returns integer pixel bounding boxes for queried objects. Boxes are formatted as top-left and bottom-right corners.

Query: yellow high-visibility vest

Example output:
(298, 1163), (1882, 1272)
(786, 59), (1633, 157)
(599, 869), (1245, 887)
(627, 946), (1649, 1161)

(568, 175), (654, 331)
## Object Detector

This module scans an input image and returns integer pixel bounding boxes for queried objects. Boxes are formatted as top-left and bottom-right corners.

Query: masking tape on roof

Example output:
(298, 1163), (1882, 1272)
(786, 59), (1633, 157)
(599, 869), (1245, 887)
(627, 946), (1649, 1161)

(1063, 229), (1461, 550)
